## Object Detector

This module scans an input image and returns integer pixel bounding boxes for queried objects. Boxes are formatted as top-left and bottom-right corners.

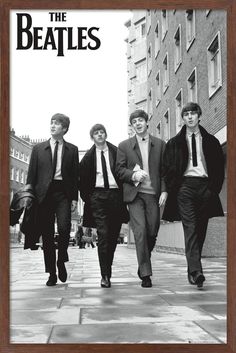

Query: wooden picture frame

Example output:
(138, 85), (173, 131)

(1, 0), (235, 352)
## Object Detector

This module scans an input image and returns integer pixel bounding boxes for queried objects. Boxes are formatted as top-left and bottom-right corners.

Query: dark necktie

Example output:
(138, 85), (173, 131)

(52, 140), (59, 177)
(191, 133), (198, 167)
(101, 151), (109, 189)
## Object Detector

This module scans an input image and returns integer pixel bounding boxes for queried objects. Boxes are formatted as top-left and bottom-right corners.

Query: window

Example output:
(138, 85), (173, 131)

(207, 32), (222, 97)
(20, 152), (24, 160)
(155, 71), (161, 106)
(175, 90), (183, 133)
(15, 169), (20, 182)
(146, 10), (151, 34)
(161, 10), (168, 40)
(136, 102), (147, 112)
(174, 25), (182, 71)
(147, 44), (152, 75)
(186, 10), (195, 50)
(10, 167), (14, 181)
(10, 147), (14, 156)
(154, 22), (160, 58)
(135, 19), (146, 40)
(157, 122), (161, 137)
(25, 171), (28, 184)
(148, 89), (153, 118)
(136, 60), (147, 84)
(20, 170), (24, 184)
(24, 154), (28, 162)
(187, 68), (197, 102)
(14, 149), (19, 158)
(206, 10), (211, 16)
(163, 53), (169, 93)
(163, 110), (170, 141)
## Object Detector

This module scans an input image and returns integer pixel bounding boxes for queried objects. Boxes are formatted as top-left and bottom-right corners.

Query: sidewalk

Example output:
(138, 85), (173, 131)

(10, 244), (226, 344)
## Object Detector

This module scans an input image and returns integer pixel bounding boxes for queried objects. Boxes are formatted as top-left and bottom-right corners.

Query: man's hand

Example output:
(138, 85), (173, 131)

(133, 170), (148, 183)
(159, 192), (168, 207)
(71, 200), (78, 212)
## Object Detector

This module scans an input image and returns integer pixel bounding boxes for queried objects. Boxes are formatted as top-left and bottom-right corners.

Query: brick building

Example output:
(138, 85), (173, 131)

(125, 9), (227, 256)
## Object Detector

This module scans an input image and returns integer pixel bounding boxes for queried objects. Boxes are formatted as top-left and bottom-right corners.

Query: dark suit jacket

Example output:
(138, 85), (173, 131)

(79, 141), (129, 227)
(162, 124), (224, 221)
(116, 135), (166, 203)
(27, 139), (79, 204)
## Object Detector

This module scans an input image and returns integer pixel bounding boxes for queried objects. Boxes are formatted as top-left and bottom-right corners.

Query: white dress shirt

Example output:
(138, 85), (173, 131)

(50, 137), (63, 180)
(95, 146), (118, 188)
(184, 129), (208, 177)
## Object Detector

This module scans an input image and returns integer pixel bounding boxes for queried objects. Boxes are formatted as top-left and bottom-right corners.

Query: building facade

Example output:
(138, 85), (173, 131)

(10, 129), (33, 200)
(125, 9), (227, 256)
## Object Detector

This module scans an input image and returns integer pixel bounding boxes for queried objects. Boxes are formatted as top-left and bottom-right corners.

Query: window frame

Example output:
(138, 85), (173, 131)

(185, 9), (196, 51)
(187, 67), (198, 102)
(174, 24), (182, 72)
(207, 31), (223, 98)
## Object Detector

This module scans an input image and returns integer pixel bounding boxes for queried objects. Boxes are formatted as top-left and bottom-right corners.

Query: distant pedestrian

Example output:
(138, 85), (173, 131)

(75, 221), (85, 248)
(162, 102), (225, 288)
(116, 109), (167, 288)
(83, 228), (95, 248)
(79, 124), (129, 288)
(27, 113), (79, 286)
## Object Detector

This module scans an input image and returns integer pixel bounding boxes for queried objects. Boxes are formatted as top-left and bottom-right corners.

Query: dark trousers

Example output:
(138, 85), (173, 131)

(39, 181), (71, 273)
(90, 189), (122, 278)
(177, 177), (212, 274)
(128, 192), (160, 278)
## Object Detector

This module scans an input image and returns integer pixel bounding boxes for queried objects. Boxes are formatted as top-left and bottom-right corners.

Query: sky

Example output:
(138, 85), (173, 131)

(10, 9), (131, 150)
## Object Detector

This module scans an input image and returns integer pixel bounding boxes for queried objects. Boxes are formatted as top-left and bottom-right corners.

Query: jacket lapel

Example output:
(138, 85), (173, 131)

(130, 136), (143, 167)
(44, 140), (53, 165)
(61, 140), (69, 172)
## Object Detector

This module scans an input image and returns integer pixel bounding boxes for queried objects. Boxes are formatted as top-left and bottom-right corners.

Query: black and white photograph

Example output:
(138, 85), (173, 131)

(7, 6), (228, 347)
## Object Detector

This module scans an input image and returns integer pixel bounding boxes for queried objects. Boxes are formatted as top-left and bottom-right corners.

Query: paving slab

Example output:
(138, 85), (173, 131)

(81, 306), (216, 324)
(49, 322), (221, 344)
(195, 320), (227, 343)
(11, 298), (62, 310)
(60, 294), (168, 308)
(11, 325), (53, 344)
(11, 308), (80, 325)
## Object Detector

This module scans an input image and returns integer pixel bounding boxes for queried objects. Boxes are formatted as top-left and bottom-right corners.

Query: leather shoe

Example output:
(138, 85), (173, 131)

(141, 276), (152, 288)
(57, 261), (67, 283)
(188, 272), (197, 285)
(101, 276), (111, 288)
(192, 271), (205, 288)
(46, 273), (57, 286)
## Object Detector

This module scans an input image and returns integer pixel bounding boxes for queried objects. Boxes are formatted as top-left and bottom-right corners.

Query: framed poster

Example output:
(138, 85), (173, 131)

(1, 0), (236, 353)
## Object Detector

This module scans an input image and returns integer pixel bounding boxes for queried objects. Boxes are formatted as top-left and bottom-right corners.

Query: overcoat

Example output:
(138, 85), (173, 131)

(27, 139), (79, 204)
(162, 125), (225, 221)
(116, 134), (166, 203)
(79, 141), (129, 228)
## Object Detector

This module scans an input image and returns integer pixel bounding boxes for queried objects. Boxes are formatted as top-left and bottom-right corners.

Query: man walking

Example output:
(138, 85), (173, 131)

(116, 110), (167, 288)
(162, 102), (224, 288)
(27, 113), (79, 286)
(79, 124), (128, 288)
